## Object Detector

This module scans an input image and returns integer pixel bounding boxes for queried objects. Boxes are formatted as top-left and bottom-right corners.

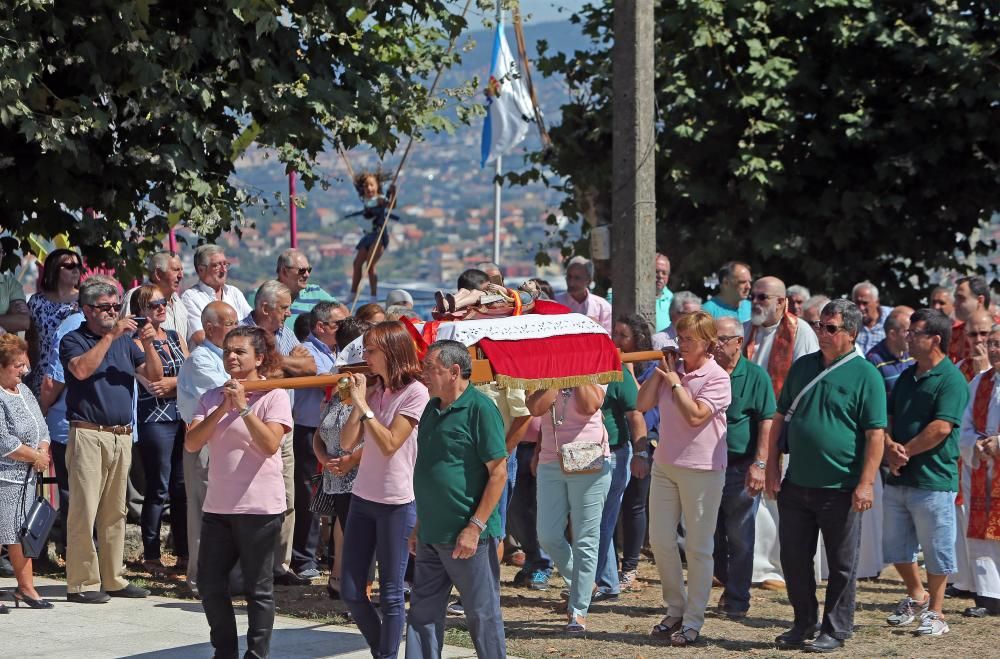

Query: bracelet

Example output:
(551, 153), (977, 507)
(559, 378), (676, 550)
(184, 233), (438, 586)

(239, 406), (253, 418)
(468, 516), (486, 532)
(670, 383), (683, 392)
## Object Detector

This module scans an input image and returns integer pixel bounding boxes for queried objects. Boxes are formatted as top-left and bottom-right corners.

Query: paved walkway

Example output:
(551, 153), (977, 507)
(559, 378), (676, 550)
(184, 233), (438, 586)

(1, 576), (485, 658)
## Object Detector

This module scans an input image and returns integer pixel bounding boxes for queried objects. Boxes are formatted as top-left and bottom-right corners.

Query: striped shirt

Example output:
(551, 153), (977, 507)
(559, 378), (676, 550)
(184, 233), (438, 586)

(866, 338), (915, 396)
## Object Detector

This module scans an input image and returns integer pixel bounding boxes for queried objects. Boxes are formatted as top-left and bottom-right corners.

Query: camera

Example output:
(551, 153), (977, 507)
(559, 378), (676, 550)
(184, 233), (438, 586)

(133, 316), (148, 328)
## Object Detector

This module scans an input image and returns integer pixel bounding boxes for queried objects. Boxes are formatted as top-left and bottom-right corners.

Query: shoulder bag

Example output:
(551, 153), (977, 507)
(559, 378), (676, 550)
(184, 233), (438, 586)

(777, 352), (859, 454)
(19, 469), (57, 559)
(552, 390), (606, 474)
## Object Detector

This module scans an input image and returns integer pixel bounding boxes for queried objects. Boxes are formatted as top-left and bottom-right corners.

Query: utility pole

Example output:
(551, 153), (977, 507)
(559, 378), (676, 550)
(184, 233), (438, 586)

(611, 0), (656, 323)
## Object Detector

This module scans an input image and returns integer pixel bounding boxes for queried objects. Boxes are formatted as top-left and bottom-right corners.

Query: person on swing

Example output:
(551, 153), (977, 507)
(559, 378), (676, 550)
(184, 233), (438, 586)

(349, 171), (398, 301)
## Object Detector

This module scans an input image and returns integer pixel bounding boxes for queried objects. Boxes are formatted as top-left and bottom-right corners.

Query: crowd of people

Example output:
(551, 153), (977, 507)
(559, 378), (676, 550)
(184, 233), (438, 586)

(1, 245), (998, 658)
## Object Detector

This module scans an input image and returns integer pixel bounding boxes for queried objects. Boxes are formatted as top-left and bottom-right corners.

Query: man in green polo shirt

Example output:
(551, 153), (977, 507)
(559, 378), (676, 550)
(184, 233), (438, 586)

(405, 339), (508, 659)
(883, 308), (969, 638)
(712, 316), (776, 619)
(766, 299), (886, 652)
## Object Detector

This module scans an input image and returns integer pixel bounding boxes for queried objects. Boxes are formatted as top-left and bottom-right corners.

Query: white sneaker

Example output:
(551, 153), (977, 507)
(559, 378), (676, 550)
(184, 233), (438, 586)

(887, 595), (929, 626)
(915, 610), (950, 636)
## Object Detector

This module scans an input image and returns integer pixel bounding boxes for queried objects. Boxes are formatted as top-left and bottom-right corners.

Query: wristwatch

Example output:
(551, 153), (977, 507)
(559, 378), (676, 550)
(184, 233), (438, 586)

(753, 460), (766, 469)
(239, 406), (252, 418)
(671, 383), (683, 391)
(468, 516), (486, 532)
(359, 409), (375, 423)
(634, 451), (649, 459)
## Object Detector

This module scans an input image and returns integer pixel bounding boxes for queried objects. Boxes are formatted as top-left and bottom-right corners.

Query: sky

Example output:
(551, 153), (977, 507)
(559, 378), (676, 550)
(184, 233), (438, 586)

(526, 0), (591, 24)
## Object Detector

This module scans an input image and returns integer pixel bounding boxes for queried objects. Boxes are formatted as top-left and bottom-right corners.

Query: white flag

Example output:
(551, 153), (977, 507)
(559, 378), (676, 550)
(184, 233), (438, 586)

(480, 19), (535, 168)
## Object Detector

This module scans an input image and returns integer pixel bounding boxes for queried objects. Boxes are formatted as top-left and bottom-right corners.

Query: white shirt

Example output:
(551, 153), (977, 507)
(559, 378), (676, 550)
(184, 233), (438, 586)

(555, 291), (613, 333)
(180, 281), (252, 342)
(743, 315), (819, 367)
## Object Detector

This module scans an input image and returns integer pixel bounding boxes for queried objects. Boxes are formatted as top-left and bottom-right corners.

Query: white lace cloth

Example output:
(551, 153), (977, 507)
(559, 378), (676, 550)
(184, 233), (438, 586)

(335, 313), (608, 366)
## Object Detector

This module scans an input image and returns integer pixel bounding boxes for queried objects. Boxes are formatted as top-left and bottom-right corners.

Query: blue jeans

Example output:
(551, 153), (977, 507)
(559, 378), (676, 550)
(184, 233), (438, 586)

(536, 460), (612, 616)
(137, 421), (187, 561)
(497, 446), (518, 535)
(342, 496), (416, 659)
(595, 442), (632, 594)
(508, 443), (553, 574)
(882, 484), (957, 575)
(405, 537), (506, 658)
(713, 457), (760, 613)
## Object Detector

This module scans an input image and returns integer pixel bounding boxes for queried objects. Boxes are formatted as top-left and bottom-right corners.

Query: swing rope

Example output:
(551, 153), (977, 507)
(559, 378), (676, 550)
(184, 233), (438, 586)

(348, 0), (474, 314)
(513, 7), (551, 149)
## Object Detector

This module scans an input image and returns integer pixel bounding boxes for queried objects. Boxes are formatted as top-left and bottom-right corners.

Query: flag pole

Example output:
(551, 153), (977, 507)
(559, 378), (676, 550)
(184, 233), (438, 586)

(493, 155), (502, 264)
(491, 2), (503, 266)
(289, 171), (298, 248)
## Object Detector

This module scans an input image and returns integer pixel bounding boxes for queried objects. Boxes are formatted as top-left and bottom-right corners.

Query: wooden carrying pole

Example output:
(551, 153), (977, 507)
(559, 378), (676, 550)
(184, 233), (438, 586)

(241, 350), (666, 392)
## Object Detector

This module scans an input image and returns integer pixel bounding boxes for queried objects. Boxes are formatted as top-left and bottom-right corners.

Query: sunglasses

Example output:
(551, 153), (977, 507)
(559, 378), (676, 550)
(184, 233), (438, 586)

(966, 330), (991, 338)
(60, 262), (82, 270)
(87, 303), (122, 313)
(286, 266), (312, 275)
(809, 320), (846, 335)
(146, 299), (168, 309)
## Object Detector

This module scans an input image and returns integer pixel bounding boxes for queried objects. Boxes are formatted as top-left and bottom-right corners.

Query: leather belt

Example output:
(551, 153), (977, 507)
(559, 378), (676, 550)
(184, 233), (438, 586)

(70, 420), (133, 436)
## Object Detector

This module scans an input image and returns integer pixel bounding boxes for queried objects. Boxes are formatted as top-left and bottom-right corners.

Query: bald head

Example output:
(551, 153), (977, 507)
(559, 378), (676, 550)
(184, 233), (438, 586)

(202, 301), (237, 346)
(750, 276), (787, 327)
(966, 308), (995, 354)
(714, 316), (744, 369)
(716, 316), (742, 337)
(884, 306), (913, 354)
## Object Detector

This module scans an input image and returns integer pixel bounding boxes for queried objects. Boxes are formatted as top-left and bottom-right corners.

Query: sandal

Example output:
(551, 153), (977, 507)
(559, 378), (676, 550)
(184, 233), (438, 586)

(651, 615), (683, 637)
(671, 626), (700, 647)
(565, 615), (586, 634)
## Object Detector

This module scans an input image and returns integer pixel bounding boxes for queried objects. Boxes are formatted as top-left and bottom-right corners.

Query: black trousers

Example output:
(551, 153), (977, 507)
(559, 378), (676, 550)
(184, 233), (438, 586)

(291, 424), (321, 572)
(777, 481), (861, 640)
(51, 441), (71, 548)
(199, 512), (283, 659)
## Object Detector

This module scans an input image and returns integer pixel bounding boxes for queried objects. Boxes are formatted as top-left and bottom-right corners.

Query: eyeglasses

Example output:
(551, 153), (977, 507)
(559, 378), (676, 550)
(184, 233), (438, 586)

(60, 262), (82, 270)
(87, 303), (122, 314)
(286, 266), (312, 275)
(809, 321), (846, 335)
(146, 299), (168, 309)
(204, 261), (229, 271)
(751, 293), (781, 302)
(967, 331), (992, 338)
(987, 340), (1000, 349)
(905, 329), (934, 338)
(718, 335), (742, 343)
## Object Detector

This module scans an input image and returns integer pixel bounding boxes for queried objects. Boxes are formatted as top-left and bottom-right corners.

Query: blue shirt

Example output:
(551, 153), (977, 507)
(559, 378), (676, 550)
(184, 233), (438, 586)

(60, 326), (146, 426)
(176, 341), (228, 424)
(43, 311), (84, 444)
(293, 334), (338, 428)
(241, 313), (302, 356)
(703, 297), (751, 323)
(855, 305), (894, 357)
(287, 284), (339, 330)
(866, 338), (915, 396)
(655, 287), (674, 332)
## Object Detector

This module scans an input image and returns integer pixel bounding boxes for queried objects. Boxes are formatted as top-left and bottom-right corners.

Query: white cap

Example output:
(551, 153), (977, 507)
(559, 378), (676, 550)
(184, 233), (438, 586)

(385, 289), (413, 306)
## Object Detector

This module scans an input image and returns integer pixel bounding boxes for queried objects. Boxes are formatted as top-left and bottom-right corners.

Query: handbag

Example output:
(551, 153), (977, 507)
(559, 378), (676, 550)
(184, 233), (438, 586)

(551, 395), (607, 474)
(308, 473), (337, 516)
(19, 468), (57, 559)
(777, 351), (859, 453)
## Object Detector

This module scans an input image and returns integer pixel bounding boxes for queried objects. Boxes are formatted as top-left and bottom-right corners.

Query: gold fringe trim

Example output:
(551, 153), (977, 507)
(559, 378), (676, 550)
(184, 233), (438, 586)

(495, 369), (623, 392)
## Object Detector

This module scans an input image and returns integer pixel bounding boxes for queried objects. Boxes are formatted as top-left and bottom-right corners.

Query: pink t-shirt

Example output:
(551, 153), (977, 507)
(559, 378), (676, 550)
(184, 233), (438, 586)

(537, 386), (609, 464)
(654, 356), (731, 471)
(351, 379), (430, 505)
(554, 292), (614, 332)
(194, 387), (293, 515)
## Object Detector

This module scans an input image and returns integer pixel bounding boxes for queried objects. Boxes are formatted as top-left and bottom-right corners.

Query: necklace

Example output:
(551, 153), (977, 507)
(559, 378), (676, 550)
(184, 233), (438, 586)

(551, 388), (573, 426)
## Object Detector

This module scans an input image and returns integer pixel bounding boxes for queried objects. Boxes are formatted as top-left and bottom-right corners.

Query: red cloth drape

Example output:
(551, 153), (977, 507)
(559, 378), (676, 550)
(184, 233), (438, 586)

(478, 333), (622, 390)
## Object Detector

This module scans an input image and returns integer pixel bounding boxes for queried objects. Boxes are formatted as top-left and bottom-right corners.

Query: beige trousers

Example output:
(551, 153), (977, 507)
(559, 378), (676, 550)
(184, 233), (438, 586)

(274, 430), (295, 573)
(65, 427), (133, 593)
(649, 461), (725, 631)
(182, 445), (210, 590)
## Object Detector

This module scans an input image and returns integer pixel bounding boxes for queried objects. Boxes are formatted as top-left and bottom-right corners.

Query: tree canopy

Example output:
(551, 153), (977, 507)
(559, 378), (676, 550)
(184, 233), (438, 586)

(530, 0), (1000, 304)
(0, 0), (471, 278)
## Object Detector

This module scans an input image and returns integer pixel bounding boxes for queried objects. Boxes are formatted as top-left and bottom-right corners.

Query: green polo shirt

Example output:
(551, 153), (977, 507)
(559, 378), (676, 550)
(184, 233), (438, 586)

(887, 358), (969, 492)
(602, 367), (638, 448)
(777, 351), (887, 489)
(413, 384), (508, 545)
(725, 358), (776, 457)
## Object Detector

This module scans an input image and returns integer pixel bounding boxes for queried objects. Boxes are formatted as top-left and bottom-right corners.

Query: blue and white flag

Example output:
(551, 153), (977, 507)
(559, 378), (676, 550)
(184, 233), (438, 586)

(480, 19), (535, 168)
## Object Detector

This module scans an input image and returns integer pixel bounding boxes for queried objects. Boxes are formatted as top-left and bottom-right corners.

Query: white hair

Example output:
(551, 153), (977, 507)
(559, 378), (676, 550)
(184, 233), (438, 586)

(803, 294), (831, 313)
(787, 285), (810, 300)
(851, 280), (878, 300)
(670, 290), (702, 315)
(194, 244), (225, 269)
(275, 248), (305, 273)
(566, 255), (594, 280)
(254, 280), (291, 308)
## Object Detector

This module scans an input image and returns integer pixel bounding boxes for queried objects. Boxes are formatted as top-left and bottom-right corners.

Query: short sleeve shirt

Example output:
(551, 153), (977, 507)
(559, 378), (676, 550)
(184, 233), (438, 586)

(602, 367), (638, 449)
(887, 358), (969, 491)
(60, 327), (146, 426)
(351, 379), (430, 505)
(725, 358), (777, 457)
(703, 297), (751, 323)
(474, 382), (529, 431)
(194, 387), (292, 514)
(777, 351), (887, 489)
(654, 356), (731, 470)
(413, 386), (508, 544)
(0, 273), (25, 316)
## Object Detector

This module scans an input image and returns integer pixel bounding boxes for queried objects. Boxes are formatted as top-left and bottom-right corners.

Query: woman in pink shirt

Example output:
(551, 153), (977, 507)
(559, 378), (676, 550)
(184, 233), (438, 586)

(185, 326), (292, 659)
(636, 310), (730, 647)
(339, 321), (429, 659)
(528, 383), (611, 633)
